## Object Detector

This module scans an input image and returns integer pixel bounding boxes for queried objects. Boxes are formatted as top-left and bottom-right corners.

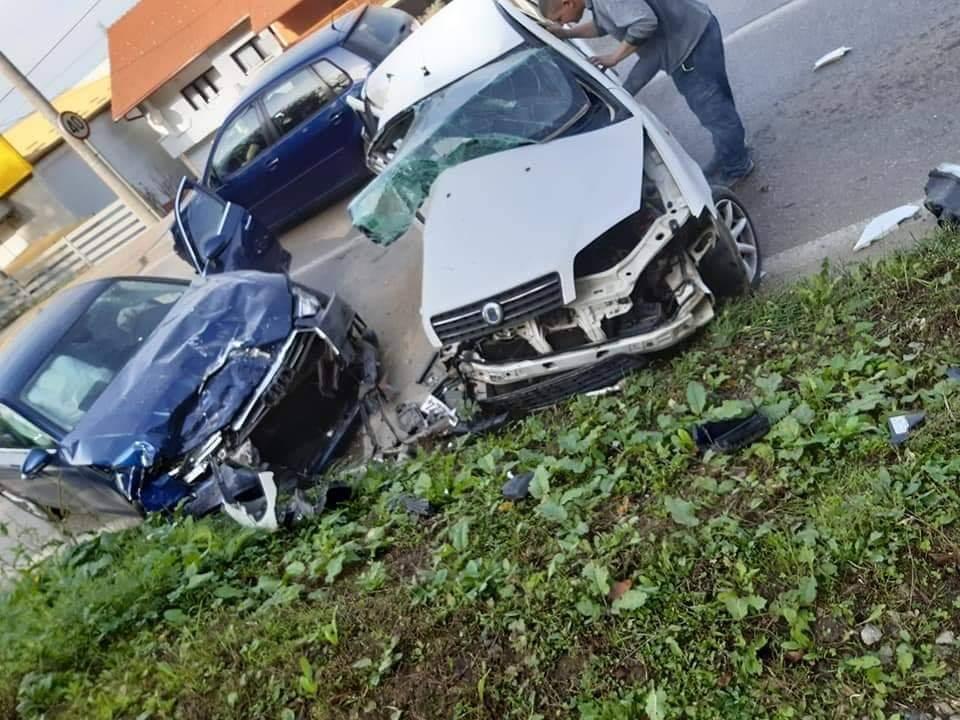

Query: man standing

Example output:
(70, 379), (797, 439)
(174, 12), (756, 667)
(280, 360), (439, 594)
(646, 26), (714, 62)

(539, 0), (753, 187)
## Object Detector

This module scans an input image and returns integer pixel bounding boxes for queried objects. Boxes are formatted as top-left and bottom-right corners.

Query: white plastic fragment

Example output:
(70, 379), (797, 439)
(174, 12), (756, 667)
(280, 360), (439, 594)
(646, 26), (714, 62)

(936, 630), (956, 645)
(222, 471), (279, 531)
(935, 162), (960, 177)
(420, 394), (458, 426)
(853, 205), (921, 251)
(860, 623), (883, 646)
(814, 46), (852, 71)
(585, 381), (625, 398)
(889, 416), (911, 435)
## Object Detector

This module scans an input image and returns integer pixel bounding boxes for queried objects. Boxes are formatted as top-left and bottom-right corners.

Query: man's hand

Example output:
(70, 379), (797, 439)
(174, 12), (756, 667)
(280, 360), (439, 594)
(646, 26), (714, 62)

(588, 53), (619, 70)
(589, 40), (638, 70)
(544, 21), (569, 38)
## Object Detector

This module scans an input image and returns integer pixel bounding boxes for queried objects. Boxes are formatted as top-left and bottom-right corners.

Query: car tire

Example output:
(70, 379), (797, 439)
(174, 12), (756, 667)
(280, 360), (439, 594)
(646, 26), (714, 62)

(699, 186), (762, 298)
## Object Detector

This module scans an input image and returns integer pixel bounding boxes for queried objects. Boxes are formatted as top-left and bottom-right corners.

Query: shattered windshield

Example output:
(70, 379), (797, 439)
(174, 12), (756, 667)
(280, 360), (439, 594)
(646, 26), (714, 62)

(350, 47), (590, 245)
(22, 281), (184, 431)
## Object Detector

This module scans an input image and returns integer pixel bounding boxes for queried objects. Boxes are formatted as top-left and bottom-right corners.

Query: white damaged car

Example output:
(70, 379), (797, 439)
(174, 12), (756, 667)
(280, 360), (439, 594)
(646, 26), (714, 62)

(349, 0), (761, 420)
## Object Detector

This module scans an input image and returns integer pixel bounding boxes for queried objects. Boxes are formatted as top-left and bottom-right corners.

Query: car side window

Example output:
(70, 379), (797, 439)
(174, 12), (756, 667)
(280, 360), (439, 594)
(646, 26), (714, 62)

(210, 105), (270, 180)
(0, 404), (53, 450)
(313, 60), (351, 95)
(262, 68), (333, 138)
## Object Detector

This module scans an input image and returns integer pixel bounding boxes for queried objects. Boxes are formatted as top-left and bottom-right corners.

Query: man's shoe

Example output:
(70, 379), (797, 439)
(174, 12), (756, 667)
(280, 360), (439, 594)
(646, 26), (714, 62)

(708, 157), (755, 189)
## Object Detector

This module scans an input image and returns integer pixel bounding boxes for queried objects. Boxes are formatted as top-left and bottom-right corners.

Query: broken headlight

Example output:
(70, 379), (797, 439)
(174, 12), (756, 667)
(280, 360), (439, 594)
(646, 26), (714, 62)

(292, 286), (322, 318)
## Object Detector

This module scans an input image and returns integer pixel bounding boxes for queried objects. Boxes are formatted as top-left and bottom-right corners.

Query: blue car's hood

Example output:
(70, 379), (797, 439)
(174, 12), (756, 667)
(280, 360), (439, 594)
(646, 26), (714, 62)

(60, 272), (294, 480)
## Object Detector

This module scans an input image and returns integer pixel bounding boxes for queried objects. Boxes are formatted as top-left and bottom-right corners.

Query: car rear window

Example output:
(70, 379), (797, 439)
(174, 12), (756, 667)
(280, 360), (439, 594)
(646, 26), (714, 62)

(342, 6), (412, 64)
(22, 281), (184, 431)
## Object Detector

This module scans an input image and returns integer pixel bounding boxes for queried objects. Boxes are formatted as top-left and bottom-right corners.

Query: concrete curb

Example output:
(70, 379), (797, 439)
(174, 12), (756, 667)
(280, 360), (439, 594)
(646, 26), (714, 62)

(764, 206), (937, 284)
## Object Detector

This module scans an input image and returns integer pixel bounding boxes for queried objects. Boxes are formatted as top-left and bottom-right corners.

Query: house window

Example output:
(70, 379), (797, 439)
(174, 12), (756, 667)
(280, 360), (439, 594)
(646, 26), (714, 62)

(232, 37), (269, 75)
(181, 68), (222, 110)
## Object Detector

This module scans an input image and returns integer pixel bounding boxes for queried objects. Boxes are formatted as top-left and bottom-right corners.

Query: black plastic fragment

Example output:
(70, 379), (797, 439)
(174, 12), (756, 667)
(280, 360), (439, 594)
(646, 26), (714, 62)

(388, 493), (436, 518)
(693, 412), (771, 453)
(924, 166), (960, 226)
(396, 402), (427, 435)
(502, 471), (533, 500)
(888, 412), (926, 446)
(452, 411), (512, 437)
(280, 489), (317, 528)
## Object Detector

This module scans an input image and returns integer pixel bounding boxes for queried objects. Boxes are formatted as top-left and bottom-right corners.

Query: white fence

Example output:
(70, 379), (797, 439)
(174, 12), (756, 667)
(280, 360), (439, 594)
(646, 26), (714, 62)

(0, 201), (148, 328)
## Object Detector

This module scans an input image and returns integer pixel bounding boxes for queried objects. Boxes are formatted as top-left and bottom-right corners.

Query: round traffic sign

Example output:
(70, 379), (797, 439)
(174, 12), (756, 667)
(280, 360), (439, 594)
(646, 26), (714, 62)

(59, 111), (90, 140)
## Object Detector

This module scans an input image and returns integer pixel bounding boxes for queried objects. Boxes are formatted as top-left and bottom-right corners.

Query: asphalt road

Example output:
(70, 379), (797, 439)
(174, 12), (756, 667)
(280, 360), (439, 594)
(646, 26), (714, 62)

(633, 0), (960, 254)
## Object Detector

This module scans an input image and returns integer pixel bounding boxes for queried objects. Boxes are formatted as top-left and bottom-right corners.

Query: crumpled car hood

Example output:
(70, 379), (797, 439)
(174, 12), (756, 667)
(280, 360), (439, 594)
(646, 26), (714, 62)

(419, 118), (648, 338)
(59, 272), (293, 476)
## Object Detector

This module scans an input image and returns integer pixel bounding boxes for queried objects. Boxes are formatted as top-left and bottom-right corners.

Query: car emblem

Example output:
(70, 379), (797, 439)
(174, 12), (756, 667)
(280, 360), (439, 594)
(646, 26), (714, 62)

(482, 302), (504, 326)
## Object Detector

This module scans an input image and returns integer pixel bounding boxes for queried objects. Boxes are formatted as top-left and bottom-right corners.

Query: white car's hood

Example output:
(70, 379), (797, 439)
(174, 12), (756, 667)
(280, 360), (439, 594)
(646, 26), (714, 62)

(365, 0), (524, 128)
(420, 118), (648, 339)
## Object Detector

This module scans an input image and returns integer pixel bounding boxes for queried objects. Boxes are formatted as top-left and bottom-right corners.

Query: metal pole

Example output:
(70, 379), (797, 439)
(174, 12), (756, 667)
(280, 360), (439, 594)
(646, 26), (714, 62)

(0, 51), (158, 225)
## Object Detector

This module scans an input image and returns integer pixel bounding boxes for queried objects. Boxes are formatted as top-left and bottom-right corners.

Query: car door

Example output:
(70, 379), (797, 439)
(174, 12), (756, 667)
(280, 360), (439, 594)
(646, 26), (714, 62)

(259, 66), (356, 218)
(0, 404), (137, 526)
(312, 59), (366, 178)
(205, 104), (279, 226)
(172, 178), (290, 274)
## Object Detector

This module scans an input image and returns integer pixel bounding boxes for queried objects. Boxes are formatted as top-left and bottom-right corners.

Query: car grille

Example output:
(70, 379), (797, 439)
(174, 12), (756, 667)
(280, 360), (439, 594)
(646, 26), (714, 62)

(430, 273), (564, 345)
(479, 355), (647, 413)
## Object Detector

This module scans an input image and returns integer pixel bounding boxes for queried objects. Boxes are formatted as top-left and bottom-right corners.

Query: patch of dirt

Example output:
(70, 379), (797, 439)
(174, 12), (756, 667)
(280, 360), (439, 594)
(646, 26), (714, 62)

(384, 544), (430, 580)
(815, 615), (848, 644)
(309, 597), (520, 720)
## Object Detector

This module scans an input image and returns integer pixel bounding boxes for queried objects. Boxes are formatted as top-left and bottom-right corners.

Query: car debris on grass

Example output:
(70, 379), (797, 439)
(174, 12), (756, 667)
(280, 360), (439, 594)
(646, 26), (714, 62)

(5, 228), (960, 718)
(501, 470), (533, 500)
(888, 411), (926, 446)
(692, 411), (771, 453)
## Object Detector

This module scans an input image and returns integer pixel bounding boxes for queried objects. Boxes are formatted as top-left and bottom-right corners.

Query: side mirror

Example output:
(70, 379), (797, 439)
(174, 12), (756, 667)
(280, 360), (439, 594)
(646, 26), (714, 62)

(22, 448), (55, 479)
(345, 95), (365, 114)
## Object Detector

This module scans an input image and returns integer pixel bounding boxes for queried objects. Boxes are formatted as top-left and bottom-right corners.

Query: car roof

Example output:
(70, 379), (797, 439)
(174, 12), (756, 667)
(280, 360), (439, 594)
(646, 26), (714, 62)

(231, 6), (366, 111)
(0, 277), (188, 414)
(366, 0), (522, 131)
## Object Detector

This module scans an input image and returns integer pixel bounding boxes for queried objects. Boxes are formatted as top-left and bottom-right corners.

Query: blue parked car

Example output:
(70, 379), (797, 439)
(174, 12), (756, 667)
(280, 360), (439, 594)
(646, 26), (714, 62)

(203, 5), (417, 230)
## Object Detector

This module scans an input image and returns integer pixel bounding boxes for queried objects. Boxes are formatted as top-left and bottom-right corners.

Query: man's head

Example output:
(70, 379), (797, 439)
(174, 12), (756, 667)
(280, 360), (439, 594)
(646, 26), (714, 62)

(539, 0), (586, 25)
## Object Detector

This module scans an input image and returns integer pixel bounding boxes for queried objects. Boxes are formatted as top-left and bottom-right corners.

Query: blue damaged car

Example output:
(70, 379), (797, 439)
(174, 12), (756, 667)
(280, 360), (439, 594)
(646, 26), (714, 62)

(0, 179), (378, 526)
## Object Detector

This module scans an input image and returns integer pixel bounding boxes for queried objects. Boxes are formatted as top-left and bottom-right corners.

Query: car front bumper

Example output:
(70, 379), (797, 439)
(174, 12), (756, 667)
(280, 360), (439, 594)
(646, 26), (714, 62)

(459, 277), (714, 388)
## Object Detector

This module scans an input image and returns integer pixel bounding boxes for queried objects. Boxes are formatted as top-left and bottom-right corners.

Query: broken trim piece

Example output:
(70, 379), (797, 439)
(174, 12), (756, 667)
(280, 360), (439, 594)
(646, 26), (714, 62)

(813, 46), (852, 71)
(221, 471), (279, 531)
(853, 205), (920, 251)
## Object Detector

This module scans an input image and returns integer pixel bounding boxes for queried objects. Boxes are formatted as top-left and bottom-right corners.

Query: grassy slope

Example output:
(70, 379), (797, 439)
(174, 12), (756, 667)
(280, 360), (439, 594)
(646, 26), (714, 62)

(4, 232), (960, 720)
